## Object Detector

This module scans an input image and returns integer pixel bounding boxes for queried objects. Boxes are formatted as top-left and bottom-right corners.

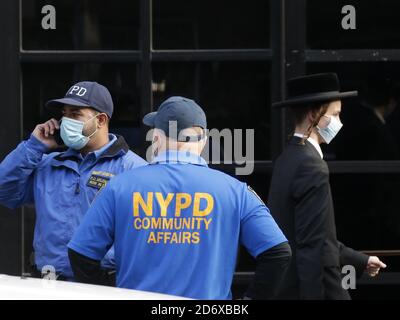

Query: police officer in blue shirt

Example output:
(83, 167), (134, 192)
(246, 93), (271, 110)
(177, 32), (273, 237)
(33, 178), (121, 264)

(68, 96), (291, 299)
(0, 81), (147, 282)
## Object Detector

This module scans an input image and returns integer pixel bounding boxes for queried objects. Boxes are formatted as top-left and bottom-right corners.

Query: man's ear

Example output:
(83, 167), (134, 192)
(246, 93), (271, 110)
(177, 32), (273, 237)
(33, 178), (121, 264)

(307, 110), (316, 125)
(97, 113), (109, 128)
(308, 109), (322, 127)
(152, 134), (161, 157)
(152, 135), (159, 145)
(200, 135), (208, 152)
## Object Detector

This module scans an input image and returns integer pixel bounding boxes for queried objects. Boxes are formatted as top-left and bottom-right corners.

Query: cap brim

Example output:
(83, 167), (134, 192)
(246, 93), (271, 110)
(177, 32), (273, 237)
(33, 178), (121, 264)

(142, 112), (157, 126)
(272, 91), (358, 108)
(45, 98), (91, 110)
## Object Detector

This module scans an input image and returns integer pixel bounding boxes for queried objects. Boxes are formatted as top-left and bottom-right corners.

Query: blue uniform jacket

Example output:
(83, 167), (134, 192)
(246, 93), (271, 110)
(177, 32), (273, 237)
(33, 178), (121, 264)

(0, 133), (147, 278)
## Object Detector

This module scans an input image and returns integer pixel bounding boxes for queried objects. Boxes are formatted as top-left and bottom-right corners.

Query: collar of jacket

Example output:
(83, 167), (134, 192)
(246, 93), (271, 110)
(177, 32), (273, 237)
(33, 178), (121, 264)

(53, 135), (130, 163)
(289, 136), (323, 159)
(289, 135), (305, 146)
(151, 150), (208, 167)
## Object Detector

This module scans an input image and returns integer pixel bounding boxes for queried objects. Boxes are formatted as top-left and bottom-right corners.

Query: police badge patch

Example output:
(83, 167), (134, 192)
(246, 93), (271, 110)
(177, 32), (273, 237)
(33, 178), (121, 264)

(86, 171), (114, 190)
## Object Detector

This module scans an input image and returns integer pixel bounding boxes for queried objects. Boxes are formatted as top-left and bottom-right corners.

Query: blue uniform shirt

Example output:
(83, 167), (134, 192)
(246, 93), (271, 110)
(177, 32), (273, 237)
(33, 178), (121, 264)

(0, 133), (147, 278)
(69, 150), (287, 299)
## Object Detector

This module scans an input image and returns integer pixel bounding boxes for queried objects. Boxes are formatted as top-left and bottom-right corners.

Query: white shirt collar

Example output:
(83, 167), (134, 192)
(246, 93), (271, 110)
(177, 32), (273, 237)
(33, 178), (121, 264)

(293, 133), (323, 159)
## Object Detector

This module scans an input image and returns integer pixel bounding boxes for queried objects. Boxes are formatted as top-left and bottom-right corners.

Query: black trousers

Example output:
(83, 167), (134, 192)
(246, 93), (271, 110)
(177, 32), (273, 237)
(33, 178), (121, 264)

(323, 266), (351, 300)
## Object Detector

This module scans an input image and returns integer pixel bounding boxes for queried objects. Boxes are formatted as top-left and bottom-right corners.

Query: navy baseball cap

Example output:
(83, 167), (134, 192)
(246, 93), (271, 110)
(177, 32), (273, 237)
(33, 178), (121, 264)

(45, 81), (114, 118)
(143, 96), (207, 141)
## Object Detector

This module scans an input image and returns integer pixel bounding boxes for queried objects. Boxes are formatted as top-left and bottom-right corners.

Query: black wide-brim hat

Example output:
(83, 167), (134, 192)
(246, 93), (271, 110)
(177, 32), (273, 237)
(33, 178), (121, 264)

(272, 73), (358, 108)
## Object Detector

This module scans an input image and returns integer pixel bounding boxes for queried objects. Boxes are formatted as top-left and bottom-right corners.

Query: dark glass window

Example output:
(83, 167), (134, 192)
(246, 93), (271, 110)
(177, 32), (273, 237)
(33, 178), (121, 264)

(22, 0), (140, 50)
(307, 62), (400, 161)
(307, 0), (400, 49)
(331, 173), (400, 258)
(152, 61), (272, 160)
(153, 0), (270, 49)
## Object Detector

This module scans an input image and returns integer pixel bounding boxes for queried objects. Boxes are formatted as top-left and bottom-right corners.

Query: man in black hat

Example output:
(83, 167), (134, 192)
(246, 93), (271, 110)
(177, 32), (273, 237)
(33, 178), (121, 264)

(268, 73), (386, 300)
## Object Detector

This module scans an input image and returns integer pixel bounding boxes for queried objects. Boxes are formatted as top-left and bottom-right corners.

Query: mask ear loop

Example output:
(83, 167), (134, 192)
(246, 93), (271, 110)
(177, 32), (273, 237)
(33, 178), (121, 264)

(85, 113), (101, 139)
(152, 135), (159, 157)
(300, 110), (326, 145)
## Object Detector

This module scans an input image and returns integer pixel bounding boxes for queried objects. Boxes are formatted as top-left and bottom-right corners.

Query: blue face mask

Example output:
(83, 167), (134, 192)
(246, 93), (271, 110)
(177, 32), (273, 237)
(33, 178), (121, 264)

(60, 115), (98, 150)
(317, 115), (343, 144)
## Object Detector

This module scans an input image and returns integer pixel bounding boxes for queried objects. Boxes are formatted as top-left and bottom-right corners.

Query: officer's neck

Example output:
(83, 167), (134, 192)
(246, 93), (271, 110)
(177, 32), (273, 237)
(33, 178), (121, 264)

(80, 132), (110, 156)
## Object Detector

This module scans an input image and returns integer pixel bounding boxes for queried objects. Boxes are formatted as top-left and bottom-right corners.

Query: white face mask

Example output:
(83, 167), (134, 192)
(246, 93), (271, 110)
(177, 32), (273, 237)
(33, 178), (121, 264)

(60, 114), (98, 150)
(317, 115), (343, 144)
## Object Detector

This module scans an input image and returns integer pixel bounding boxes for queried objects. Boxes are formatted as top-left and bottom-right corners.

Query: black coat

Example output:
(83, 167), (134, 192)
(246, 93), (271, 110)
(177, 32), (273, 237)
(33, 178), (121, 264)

(268, 136), (368, 300)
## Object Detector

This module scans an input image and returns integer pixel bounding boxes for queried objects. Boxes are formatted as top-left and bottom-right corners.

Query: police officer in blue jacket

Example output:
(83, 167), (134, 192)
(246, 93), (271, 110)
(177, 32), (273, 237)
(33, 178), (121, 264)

(68, 96), (291, 299)
(0, 81), (147, 281)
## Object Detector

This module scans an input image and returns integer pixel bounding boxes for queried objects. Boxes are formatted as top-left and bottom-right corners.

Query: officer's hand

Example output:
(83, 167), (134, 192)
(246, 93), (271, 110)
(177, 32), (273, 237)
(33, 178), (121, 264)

(32, 118), (60, 149)
(366, 256), (387, 277)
